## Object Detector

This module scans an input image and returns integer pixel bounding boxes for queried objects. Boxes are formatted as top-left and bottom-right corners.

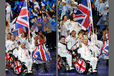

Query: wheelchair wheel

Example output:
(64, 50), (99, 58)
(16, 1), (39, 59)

(9, 55), (15, 68)
(6, 53), (10, 66)
(74, 58), (88, 74)
(13, 60), (22, 74)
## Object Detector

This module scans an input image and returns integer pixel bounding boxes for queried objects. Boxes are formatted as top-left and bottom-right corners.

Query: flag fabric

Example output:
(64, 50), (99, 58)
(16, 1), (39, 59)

(74, 0), (93, 36)
(9, 57), (14, 68)
(57, 57), (61, 69)
(12, 27), (26, 38)
(71, 41), (79, 50)
(15, 0), (29, 29)
(32, 40), (51, 61)
(12, 0), (29, 37)
(102, 40), (109, 55)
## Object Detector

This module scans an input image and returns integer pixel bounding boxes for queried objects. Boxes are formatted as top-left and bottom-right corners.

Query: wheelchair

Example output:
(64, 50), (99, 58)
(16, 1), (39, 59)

(6, 53), (27, 75)
(58, 55), (70, 71)
(58, 48), (92, 74)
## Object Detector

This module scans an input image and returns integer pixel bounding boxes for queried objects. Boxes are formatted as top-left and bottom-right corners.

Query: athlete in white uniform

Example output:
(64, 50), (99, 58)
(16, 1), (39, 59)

(58, 36), (73, 70)
(18, 42), (32, 73)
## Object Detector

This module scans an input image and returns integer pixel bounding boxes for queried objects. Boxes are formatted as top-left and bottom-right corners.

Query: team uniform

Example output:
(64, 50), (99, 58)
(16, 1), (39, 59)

(18, 46), (32, 73)
(60, 20), (71, 37)
(78, 43), (98, 72)
(58, 42), (72, 69)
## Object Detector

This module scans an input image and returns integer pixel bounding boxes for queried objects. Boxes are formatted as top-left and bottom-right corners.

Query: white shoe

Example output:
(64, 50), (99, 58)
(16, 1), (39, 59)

(5, 68), (8, 71)
(28, 70), (32, 73)
(93, 69), (97, 73)
(70, 67), (74, 70)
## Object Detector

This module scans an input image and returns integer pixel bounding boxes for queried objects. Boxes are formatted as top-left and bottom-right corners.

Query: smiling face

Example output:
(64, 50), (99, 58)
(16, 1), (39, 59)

(63, 15), (68, 21)
(21, 42), (26, 49)
(7, 33), (11, 40)
(71, 31), (76, 37)
(11, 34), (15, 41)
(60, 37), (66, 43)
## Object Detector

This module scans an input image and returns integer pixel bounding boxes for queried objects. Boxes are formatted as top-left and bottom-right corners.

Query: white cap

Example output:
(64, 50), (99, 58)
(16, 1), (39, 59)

(105, 4), (109, 7)
(62, 0), (66, 3)
(74, 2), (78, 5)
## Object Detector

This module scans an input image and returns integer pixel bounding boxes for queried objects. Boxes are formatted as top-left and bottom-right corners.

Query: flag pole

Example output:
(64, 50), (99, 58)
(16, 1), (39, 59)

(26, 0), (30, 41)
(89, 0), (94, 36)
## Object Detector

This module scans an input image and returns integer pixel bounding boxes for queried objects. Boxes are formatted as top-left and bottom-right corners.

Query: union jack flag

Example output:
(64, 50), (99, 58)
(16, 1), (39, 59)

(14, 61), (22, 74)
(102, 40), (109, 55)
(75, 59), (86, 73)
(12, 27), (26, 38)
(9, 57), (14, 68)
(74, 0), (93, 37)
(32, 41), (51, 61)
(13, 0), (29, 37)
(57, 57), (61, 69)
(6, 54), (10, 65)
(71, 40), (79, 50)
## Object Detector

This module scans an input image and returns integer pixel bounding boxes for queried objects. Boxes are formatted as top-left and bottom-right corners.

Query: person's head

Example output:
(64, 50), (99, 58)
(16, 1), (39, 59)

(62, 15), (68, 21)
(7, 33), (11, 40)
(11, 34), (15, 41)
(70, 14), (75, 21)
(21, 42), (26, 49)
(99, 0), (103, 3)
(78, 30), (84, 39)
(38, 30), (43, 35)
(70, 30), (76, 37)
(60, 36), (66, 43)
(71, 1), (74, 5)
(62, 1), (66, 6)
(73, 2), (78, 7)
(82, 38), (88, 45)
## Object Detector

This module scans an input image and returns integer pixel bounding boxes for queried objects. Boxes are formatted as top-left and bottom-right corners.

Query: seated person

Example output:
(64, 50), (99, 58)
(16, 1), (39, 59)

(17, 42), (32, 73)
(78, 36), (98, 73)
(66, 30), (79, 55)
(58, 36), (73, 70)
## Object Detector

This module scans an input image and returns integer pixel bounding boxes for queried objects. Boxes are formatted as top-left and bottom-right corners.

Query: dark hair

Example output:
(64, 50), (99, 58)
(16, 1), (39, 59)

(62, 15), (67, 21)
(78, 30), (85, 35)
(59, 36), (65, 40)
(69, 14), (74, 21)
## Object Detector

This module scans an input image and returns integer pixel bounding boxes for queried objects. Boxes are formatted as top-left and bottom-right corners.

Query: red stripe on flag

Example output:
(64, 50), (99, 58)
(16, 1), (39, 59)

(17, 20), (29, 27)
(19, 9), (28, 16)
(40, 45), (46, 61)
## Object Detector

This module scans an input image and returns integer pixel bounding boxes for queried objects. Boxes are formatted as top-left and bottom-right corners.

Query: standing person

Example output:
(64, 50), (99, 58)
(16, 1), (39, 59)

(34, 34), (51, 72)
(18, 42), (33, 73)
(5, 2), (13, 25)
(91, 28), (103, 55)
(35, 34), (50, 61)
(58, 36), (73, 70)
(60, 0), (69, 20)
(6, 33), (12, 53)
(69, 14), (82, 36)
(10, 34), (18, 52)
(60, 15), (70, 37)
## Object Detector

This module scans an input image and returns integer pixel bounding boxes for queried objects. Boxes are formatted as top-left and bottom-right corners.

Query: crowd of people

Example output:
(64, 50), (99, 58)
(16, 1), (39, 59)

(58, 0), (109, 73)
(5, 0), (56, 74)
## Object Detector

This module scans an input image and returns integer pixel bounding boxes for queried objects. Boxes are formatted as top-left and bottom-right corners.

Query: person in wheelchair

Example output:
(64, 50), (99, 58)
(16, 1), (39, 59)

(17, 42), (33, 73)
(77, 35), (98, 73)
(66, 30), (80, 69)
(58, 36), (73, 70)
